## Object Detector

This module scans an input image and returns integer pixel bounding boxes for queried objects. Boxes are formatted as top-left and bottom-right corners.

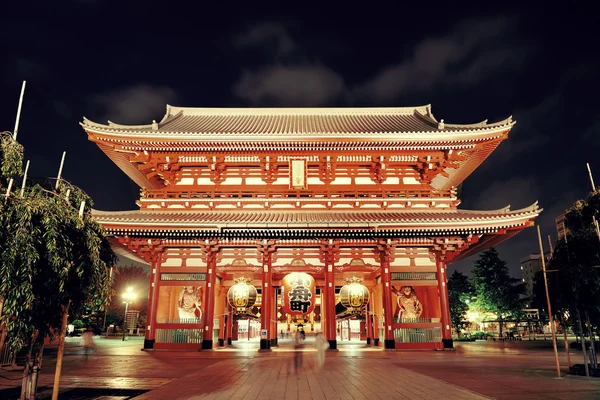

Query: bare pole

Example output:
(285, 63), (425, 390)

(19, 160), (30, 197)
(5, 179), (14, 197)
(587, 163), (596, 191)
(547, 235), (554, 257)
(52, 197), (86, 400)
(13, 81), (26, 141)
(55, 151), (66, 190)
(537, 225), (561, 378)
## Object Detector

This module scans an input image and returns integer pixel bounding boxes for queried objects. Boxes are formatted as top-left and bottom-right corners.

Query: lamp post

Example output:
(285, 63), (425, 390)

(122, 287), (137, 342)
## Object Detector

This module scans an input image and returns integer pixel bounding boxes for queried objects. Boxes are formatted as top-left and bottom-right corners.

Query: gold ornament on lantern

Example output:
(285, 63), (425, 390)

(339, 277), (369, 314)
(227, 277), (258, 314)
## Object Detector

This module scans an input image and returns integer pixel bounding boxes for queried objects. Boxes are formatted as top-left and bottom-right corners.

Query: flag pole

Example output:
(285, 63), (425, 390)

(13, 81), (26, 141)
(587, 163), (596, 191)
(55, 151), (66, 190)
(537, 225), (561, 378)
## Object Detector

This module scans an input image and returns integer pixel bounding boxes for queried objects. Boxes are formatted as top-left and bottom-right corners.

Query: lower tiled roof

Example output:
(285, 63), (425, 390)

(92, 203), (540, 235)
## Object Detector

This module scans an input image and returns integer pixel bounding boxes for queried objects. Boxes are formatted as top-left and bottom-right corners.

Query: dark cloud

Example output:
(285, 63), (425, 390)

(472, 176), (541, 211)
(232, 16), (527, 106)
(233, 65), (346, 106)
(234, 22), (295, 58)
(92, 85), (177, 125)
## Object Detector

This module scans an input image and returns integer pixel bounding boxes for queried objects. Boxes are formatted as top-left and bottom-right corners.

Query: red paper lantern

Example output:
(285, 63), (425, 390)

(281, 272), (316, 316)
(339, 277), (369, 314)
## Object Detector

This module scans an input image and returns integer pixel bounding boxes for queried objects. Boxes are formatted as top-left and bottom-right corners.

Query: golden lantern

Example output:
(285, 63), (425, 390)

(339, 277), (369, 314)
(281, 272), (316, 317)
(227, 277), (258, 314)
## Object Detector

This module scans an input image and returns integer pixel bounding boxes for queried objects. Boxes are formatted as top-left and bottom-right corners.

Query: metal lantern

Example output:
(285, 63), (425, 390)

(281, 272), (316, 316)
(227, 277), (258, 314)
(339, 277), (369, 314)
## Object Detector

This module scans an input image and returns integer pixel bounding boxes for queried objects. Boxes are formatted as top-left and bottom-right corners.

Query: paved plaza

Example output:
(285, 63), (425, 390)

(2, 336), (600, 399)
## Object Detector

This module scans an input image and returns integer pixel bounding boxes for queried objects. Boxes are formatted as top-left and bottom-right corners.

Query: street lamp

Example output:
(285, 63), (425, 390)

(122, 287), (137, 341)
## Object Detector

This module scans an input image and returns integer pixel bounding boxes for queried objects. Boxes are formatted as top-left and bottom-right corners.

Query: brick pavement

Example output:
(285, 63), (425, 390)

(3, 338), (600, 399)
(132, 353), (490, 400)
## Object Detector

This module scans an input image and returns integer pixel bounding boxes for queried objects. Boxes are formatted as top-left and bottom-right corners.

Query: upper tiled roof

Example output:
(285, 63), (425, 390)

(82, 105), (514, 140)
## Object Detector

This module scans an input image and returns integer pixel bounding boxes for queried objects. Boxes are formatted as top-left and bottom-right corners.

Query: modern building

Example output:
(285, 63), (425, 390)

(555, 214), (568, 241)
(520, 254), (549, 299)
(81, 105), (540, 351)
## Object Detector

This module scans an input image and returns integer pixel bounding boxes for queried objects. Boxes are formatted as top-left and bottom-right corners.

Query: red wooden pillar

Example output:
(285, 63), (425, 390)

(379, 241), (395, 349)
(202, 243), (218, 349)
(271, 286), (278, 347)
(144, 251), (162, 350)
(366, 299), (373, 345)
(259, 240), (273, 351)
(324, 241), (338, 350)
(226, 306), (233, 345)
(437, 257), (453, 348)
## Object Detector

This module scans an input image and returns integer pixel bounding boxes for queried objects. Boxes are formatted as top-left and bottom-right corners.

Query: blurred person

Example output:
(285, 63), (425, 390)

(81, 329), (95, 359)
(294, 330), (303, 373)
(315, 332), (329, 370)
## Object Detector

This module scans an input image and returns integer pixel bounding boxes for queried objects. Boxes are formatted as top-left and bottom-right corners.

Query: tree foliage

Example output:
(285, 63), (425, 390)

(471, 247), (526, 318)
(546, 189), (600, 330)
(0, 132), (116, 397)
(448, 270), (473, 335)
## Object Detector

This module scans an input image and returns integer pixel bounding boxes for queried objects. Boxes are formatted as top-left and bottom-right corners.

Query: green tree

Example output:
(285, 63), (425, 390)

(471, 247), (526, 339)
(0, 132), (116, 399)
(448, 270), (473, 337)
(547, 190), (600, 347)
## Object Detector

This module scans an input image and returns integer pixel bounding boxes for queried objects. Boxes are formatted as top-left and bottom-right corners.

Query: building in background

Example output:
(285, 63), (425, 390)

(556, 214), (568, 241)
(520, 253), (550, 299)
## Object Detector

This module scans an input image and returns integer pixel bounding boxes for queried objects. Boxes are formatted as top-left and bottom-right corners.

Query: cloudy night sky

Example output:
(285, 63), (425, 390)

(1, 2), (599, 277)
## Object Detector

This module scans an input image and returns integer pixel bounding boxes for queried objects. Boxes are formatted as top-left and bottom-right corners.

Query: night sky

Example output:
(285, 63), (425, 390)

(2, 2), (599, 277)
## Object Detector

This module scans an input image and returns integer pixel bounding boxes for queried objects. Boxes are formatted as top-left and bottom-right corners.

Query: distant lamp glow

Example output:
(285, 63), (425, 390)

(122, 287), (137, 341)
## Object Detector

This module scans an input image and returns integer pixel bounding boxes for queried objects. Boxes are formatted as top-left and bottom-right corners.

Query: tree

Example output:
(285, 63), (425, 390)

(471, 247), (526, 339)
(448, 270), (473, 337)
(0, 132), (116, 399)
(547, 189), (600, 351)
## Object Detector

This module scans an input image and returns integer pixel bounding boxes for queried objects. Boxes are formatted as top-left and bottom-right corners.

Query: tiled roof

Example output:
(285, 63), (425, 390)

(82, 105), (514, 139)
(93, 203), (540, 234)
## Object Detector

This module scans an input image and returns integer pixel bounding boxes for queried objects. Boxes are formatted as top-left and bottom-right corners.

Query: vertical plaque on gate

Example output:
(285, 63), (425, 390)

(289, 158), (307, 190)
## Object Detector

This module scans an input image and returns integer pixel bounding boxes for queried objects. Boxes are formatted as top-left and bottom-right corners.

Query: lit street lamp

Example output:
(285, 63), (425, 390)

(122, 287), (137, 341)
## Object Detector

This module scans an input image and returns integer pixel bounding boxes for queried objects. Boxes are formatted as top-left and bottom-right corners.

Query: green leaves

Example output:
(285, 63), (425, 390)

(448, 270), (473, 334)
(543, 189), (600, 327)
(0, 161), (115, 351)
(0, 133), (24, 181)
(471, 248), (526, 317)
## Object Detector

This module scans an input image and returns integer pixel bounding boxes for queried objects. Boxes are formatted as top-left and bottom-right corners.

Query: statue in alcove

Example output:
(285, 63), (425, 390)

(393, 286), (422, 320)
(177, 286), (203, 322)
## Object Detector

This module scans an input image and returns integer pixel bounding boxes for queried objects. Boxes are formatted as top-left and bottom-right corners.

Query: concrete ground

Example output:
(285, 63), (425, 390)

(1, 335), (600, 399)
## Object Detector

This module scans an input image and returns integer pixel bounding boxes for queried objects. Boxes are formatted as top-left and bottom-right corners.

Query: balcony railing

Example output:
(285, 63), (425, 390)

(391, 272), (437, 281)
(156, 328), (203, 344)
(394, 327), (441, 343)
(156, 318), (203, 324)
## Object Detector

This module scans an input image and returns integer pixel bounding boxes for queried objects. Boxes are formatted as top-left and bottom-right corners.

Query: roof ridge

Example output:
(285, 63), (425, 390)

(165, 105), (431, 116)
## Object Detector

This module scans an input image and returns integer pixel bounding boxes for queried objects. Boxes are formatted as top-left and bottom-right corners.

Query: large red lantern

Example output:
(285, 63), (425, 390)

(281, 272), (316, 316)
(339, 277), (369, 314)
(227, 277), (258, 314)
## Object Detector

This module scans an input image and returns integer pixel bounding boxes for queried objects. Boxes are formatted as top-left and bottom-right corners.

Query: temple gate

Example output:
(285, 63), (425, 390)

(82, 105), (540, 350)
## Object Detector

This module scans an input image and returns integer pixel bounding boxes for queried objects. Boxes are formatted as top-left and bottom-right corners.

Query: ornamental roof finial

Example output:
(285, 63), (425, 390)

(438, 119), (445, 130)
(152, 120), (158, 130)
